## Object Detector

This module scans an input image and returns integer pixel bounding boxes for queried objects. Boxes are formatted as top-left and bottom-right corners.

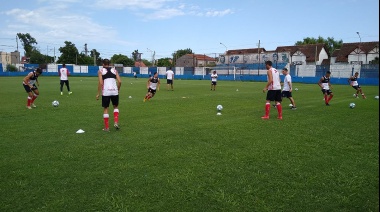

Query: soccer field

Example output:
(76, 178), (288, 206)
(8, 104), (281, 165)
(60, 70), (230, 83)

(0, 76), (378, 211)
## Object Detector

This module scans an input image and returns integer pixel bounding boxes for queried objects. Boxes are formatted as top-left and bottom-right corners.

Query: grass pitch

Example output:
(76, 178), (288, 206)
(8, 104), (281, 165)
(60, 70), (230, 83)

(0, 76), (378, 211)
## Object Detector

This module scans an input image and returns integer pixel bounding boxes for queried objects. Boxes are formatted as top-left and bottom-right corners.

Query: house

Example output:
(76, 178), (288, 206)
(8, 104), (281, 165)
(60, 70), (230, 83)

(0, 51), (20, 65)
(276, 43), (329, 65)
(331, 41), (379, 65)
(176, 54), (216, 67)
(135, 61), (147, 67)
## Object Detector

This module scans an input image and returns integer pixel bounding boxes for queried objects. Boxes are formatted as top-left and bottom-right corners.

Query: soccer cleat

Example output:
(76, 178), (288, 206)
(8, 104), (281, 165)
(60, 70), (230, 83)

(325, 103), (330, 106)
(261, 116), (269, 120)
(143, 98), (146, 102)
(27, 106), (32, 109)
(277, 116), (283, 120)
(102, 128), (110, 132)
(68, 92), (72, 95)
(114, 123), (119, 130)
(362, 95), (366, 99)
(291, 106), (297, 110)
(31, 103), (37, 108)
(61, 92), (63, 95)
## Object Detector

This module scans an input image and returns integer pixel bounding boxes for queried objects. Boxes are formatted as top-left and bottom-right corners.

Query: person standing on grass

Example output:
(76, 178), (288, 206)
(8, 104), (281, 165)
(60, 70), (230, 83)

(96, 59), (122, 132)
(318, 71), (333, 106)
(348, 72), (366, 99)
(211, 70), (218, 91)
(262, 61), (282, 120)
(144, 72), (160, 102)
(23, 68), (42, 109)
(59, 64), (72, 95)
(281, 68), (297, 109)
(166, 67), (174, 91)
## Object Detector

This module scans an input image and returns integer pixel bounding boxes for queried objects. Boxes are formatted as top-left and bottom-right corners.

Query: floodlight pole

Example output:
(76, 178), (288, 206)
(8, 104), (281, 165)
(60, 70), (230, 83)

(220, 42), (228, 72)
(356, 32), (361, 65)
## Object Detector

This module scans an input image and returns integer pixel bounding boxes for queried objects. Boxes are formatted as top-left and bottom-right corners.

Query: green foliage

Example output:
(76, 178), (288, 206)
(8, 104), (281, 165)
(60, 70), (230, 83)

(142, 59), (152, 67)
(6, 64), (18, 72)
(172, 48), (193, 63)
(57, 41), (79, 64)
(110, 54), (134, 66)
(371, 57), (379, 64)
(0, 77), (378, 211)
(90, 49), (103, 65)
(17, 33), (38, 57)
(157, 57), (172, 67)
(29, 49), (53, 64)
(295, 36), (343, 55)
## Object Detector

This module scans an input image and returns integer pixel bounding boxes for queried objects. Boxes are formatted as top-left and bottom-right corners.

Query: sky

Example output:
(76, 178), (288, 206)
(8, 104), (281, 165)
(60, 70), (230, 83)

(0, 0), (379, 61)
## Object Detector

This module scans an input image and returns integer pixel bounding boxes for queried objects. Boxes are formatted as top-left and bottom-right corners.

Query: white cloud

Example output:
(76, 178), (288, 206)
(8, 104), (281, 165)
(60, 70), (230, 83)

(142, 8), (185, 20)
(205, 9), (234, 17)
(94, 0), (173, 10)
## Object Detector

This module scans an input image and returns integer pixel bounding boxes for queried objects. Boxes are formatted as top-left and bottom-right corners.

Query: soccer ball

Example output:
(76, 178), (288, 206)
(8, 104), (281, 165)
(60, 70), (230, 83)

(375, 96), (379, 100)
(353, 94), (357, 97)
(289, 104), (293, 107)
(52, 100), (59, 107)
(217, 105), (223, 111)
(349, 103), (355, 109)
(294, 88), (298, 91)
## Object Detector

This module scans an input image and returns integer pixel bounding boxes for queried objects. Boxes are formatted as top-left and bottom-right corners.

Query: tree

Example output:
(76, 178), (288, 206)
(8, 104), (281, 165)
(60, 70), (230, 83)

(90, 49), (103, 65)
(172, 48), (193, 64)
(29, 49), (51, 64)
(110, 54), (134, 66)
(142, 59), (152, 67)
(295, 36), (343, 56)
(157, 57), (172, 67)
(371, 57), (379, 64)
(17, 33), (38, 57)
(57, 41), (79, 64)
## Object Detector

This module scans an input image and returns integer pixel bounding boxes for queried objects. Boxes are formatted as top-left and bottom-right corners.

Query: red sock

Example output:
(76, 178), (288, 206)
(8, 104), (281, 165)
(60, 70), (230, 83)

(327, 95), (333, 103)
(27, 97), (32, 106)
(31, 94), (38, 103)
(113, 109), (119, 123)
(324, 95), (328, 104)
(265, 103), (270, 117)
(103, 114), (109, 129)
(276, 103), (282, 117)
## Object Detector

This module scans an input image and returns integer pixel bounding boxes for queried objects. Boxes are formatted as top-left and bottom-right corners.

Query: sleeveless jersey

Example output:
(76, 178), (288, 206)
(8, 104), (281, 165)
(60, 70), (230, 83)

(23, 71), (39, 86)
(60, 67), (69, 80)
(350, 76), (358, 86)
(101, 67), (118, 96)
(149, 77), (159, 90)
(321, 76), (330, 90)
(268, 68), (281, 90)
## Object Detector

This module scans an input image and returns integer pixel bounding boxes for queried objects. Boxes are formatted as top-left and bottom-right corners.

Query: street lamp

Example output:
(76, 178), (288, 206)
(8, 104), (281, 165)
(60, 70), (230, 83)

(147, 48), (154, 66)
(220, 42), (229, 72)
(356, 32), (361, 65)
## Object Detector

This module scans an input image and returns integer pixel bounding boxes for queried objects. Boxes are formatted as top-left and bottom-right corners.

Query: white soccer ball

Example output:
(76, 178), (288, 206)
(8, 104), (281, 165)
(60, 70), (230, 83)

(353, 94), (357, 97)
(289, 104), (293, 107)
(217, 105), (223, 111)
(349, 102), (355, 109)
(375, 96), (379, 100)
(52, 100), (59, 107)
(294, 88), (298, 91)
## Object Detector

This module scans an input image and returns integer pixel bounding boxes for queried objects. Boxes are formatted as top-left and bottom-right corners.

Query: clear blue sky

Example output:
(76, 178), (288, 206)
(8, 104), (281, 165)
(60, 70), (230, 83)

(0, 0), (378, 60)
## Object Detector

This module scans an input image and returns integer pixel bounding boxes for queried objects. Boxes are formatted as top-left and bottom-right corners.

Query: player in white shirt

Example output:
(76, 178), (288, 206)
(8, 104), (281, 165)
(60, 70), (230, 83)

(210, 71), (218, 91)
(59, 64), (72, 95)
(144, 72), (160, 102)
(348, 72), (366, 99)
(262, 61), (282, 120)
(281, 68), (296, 109)
(96, 59), (122, 131)
(318, 71), (333, 106)
(166, 67), (174, 91)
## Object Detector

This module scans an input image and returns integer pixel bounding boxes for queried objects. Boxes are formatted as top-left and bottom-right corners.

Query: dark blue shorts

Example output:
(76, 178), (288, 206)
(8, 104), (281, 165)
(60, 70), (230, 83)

(267, 90), (282, 102)
(102, 95), (119, 108)
(23, 84), (37, 93)
(148, 88), (157, 94)
(352, 85), (361, 90)
(167, 79), (173, 85)
(321, 89), (333, 95)
(281, 91), (292, 98)
(211, 81), (217, 85)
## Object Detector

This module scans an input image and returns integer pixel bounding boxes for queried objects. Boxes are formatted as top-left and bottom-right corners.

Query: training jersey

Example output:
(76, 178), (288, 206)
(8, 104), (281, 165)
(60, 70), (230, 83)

(268, 68), (281, 90)
(101, 67), (118, 96)
(149, 77), (159, 90)
(211, 73), (218, 82)
(59, 67), (69, 80)
(23, 71), (39, 86)
(166, 70), (174, 80)
(283, 74), (292, 91)
(350, 76), (359, 86)
(321, 76), (330, 90)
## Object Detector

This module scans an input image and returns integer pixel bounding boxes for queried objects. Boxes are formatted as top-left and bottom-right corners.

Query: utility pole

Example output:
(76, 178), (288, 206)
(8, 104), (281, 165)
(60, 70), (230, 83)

(93, 49), (96, 66)
(356, 32), (361, 65)
(16, 35), (18, 52)
(258, 40), (260, 75)
(85, 43), (88, 56)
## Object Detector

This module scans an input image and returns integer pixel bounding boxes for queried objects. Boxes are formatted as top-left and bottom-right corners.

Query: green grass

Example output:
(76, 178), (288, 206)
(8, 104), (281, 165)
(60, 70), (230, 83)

(0, 76), (378, 211)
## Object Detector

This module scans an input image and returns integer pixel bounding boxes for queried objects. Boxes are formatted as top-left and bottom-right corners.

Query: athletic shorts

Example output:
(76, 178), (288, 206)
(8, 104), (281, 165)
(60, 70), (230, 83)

(23, 84), (37, 93)
(102, 95), (119, 108)
(167, 79), (173, 85)
(148, 88), (157, 94)
(60, 80), (69, 86)
(211, 81), (217, 85)
(281, 91), (292, 98)
(352, 85), (361, 90)
(321, 89), (333, 95)
(266, 90), (282, 102)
